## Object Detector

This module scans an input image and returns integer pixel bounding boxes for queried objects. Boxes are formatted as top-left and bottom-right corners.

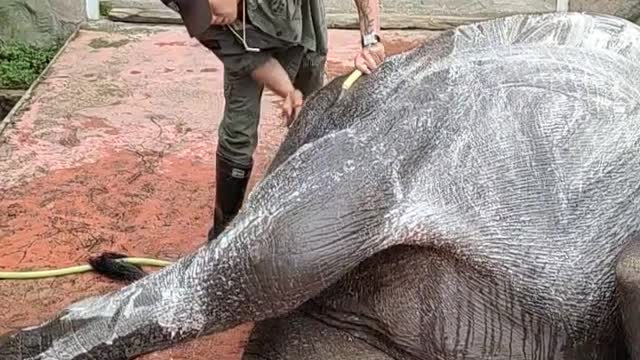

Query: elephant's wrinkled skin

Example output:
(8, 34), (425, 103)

(2, 11), (640, 360)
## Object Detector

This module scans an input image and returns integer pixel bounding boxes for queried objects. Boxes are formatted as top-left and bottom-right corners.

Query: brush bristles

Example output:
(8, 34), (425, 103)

(88, 252), (147, 283)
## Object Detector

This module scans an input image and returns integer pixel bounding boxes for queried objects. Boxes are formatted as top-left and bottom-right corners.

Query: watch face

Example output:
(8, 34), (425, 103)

(363, 34), (379, 47)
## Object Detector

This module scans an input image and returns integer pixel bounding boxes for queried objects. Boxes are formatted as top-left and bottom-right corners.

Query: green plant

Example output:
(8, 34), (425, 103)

(100, 1), (113, 17)
(0, 41), (60, 90)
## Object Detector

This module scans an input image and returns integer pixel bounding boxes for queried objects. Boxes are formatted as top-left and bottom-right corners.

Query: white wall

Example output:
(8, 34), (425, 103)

(86, 0), (100, 20)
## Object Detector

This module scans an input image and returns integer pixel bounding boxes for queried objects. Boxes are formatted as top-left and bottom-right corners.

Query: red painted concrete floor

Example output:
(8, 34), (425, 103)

(0, 23), (435, 359)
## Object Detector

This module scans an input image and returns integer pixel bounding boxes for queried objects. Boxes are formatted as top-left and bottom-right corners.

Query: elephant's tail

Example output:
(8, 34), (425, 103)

(88, 252), (148, 283)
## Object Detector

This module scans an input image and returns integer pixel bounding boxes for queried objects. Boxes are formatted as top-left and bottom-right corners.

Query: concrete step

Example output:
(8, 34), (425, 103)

(104, 0), (550, 30)
(104, 0), (640, 29)
(106, 0), (181, 24)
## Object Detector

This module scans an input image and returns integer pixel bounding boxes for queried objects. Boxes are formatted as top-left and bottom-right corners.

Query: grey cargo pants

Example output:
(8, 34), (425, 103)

(197, 24), (327, 168)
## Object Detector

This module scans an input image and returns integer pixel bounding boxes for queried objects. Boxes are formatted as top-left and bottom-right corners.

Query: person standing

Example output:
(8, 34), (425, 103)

(161, 0), (386, 241)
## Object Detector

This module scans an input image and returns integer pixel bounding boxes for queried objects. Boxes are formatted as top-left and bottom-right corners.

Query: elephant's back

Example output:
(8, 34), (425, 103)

(273, 12), (640, 179)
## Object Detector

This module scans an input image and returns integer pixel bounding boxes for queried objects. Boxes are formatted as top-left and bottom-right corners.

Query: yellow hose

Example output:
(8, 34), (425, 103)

(0, 257), (173, 280)
(342, 69), (363, 91)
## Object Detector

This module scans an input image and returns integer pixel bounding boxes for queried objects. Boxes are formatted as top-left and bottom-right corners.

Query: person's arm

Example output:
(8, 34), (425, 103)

(354, 0), (381, 36)
(208, 0), (239, 25)
(251, 57), (296, 99)
(251, 58), (303, 125)
(160, 0), (238, 37)
(161, 0), (212, 38)
(352, 0), (385, 74)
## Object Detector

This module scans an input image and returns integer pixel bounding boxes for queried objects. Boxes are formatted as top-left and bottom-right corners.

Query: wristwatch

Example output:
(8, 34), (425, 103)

(362, 32), (381, 48)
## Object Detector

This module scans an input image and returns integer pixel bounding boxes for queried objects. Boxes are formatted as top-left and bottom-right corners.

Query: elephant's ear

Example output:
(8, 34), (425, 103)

(616, 233), (640, 358)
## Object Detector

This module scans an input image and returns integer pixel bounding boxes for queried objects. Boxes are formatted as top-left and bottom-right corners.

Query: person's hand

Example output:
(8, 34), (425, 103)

(354, 42), (386, 74)
(282, 89), (304, 127)
(208, 0), (238, 26)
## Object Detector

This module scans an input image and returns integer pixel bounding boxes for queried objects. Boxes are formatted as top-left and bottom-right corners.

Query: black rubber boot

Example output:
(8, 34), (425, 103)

(207, 154), (252, 242)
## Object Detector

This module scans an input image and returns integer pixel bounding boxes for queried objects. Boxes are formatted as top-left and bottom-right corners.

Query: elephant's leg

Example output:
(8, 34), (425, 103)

(0, 130), (396, 360)
(242, 312), (395, 360)
(616, 239), (640, 359)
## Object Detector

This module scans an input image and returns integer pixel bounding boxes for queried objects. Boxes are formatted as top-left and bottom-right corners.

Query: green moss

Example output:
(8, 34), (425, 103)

(0, 41), (60, 90)
(99, 1), (113, 17)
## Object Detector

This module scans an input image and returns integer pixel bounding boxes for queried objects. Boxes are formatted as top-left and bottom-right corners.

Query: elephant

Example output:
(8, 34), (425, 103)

(2, 10), (640, 360)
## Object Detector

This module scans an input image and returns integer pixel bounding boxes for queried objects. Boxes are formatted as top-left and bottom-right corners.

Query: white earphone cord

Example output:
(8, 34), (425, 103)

(226, 0), (260, 52)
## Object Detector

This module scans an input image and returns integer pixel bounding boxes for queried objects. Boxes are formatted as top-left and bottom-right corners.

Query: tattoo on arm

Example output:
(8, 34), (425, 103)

(354, 0), (380, 34)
